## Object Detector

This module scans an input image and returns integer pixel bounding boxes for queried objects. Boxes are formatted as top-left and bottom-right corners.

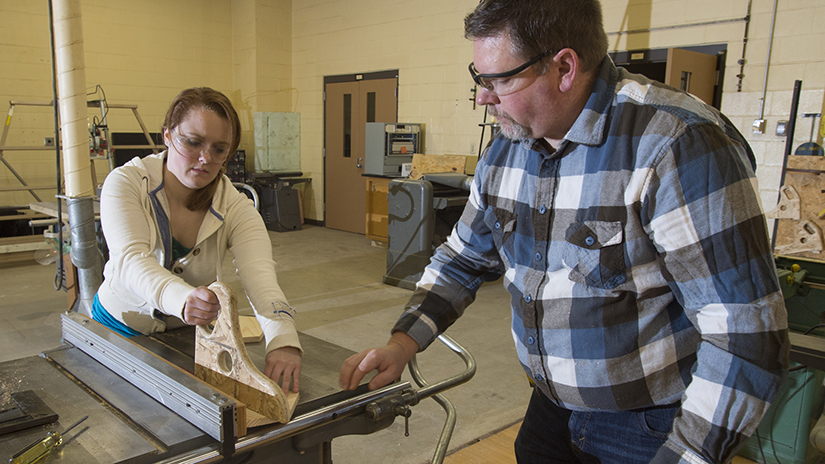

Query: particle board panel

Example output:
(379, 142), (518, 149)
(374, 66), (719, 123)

(774, 156), (825, 259)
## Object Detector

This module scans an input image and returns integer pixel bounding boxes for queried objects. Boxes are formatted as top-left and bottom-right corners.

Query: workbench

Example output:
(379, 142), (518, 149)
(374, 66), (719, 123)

(28, 200), (100, 223)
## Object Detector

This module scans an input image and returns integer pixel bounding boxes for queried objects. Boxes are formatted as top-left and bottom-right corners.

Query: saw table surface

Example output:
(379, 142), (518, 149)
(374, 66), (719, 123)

(0, 328), (369, 463)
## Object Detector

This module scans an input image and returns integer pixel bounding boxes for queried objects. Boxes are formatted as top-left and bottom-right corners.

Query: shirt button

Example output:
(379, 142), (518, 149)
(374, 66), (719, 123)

(535, 374), (544, 381)
(173, 267), (183, 275)
(524, 294), (532, 303)
(585, 236), (595, 246)
(538, 205), (547, 214)
(527, 336), (535, 345)
(535, 252), (541, 261)
(495, 222), (501, 229)
(192, 247), (200, 256)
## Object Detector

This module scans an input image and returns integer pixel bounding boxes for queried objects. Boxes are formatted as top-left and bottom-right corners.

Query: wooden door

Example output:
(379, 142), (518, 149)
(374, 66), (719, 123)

(665, 48), (718, 106)
(324, 77), (397, 234)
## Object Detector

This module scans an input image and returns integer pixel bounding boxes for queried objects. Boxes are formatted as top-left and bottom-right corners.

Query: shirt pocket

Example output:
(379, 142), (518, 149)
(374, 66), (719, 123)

(483, 206), (517, 268)
(562, 220), (628, 290)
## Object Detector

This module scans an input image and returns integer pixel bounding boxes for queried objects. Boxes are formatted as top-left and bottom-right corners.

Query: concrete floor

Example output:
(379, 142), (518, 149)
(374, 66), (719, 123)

(0, 225), (531, 463)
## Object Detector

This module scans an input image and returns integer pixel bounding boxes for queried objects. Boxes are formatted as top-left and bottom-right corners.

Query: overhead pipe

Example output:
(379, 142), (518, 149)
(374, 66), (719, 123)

(756, 0), (779, 122)
(51, 0), (102, 316)
(47, 0), (65, 292)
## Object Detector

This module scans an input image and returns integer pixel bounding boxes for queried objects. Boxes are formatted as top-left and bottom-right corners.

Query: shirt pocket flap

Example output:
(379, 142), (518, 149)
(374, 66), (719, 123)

(566, 221), (623, 249)
(563, 221), (627, 290)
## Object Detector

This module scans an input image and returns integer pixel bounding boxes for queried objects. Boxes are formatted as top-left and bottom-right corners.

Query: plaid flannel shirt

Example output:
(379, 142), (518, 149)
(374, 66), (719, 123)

(394, 57), (789, 463)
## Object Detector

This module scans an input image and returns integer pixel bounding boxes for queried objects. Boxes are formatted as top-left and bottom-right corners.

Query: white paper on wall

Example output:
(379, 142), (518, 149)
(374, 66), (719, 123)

(253, 112), (300, 172)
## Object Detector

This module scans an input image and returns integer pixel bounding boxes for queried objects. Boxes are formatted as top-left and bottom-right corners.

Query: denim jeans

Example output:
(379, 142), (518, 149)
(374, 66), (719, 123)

(514, 388), (679, 464)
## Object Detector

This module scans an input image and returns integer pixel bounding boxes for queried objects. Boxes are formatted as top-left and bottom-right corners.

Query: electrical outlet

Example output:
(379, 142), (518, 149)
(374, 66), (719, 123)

(753, 119), (766, 134)
(776, 120), (788, 136)
(470, 143), (476, 154)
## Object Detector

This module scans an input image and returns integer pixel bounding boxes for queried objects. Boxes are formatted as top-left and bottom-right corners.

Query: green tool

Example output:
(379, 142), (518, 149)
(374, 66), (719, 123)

(8, 415), (88, 464)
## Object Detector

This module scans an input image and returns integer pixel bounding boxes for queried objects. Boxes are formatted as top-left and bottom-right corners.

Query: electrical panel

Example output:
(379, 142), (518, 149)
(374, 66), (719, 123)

(364, 123), (422, 177)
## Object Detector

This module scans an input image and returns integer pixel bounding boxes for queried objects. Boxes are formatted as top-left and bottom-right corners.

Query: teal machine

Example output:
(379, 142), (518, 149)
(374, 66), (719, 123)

(738, 256), (825, 464)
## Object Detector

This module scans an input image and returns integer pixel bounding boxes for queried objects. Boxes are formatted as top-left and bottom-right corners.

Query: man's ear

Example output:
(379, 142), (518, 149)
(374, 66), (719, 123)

(554, 48), (579, 93)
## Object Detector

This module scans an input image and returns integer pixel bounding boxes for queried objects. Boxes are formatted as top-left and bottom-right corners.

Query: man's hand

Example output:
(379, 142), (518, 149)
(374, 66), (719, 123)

(183, 286), (220, 325)
(339, 332), (420, 391)
(264, 346), (302, 393)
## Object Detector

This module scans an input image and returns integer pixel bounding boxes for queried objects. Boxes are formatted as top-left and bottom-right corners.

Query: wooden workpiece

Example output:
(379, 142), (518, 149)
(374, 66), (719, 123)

(409, 153), (466, 180)
(773, 156), (825, 259)
(194, 282), (298, 425)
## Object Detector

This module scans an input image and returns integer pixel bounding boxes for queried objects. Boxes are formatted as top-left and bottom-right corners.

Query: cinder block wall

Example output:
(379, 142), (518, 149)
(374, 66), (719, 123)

(0, 0), (236, 206)
(600, 0), (825, 216)
(1, 0), (823, 224)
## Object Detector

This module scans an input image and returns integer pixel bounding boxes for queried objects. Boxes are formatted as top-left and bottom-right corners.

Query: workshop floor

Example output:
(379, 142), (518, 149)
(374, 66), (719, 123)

(0, 224), (532, 464)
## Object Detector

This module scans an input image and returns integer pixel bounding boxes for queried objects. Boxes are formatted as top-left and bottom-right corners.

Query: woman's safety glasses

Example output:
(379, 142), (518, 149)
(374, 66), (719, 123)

(170, 128), (229, 165)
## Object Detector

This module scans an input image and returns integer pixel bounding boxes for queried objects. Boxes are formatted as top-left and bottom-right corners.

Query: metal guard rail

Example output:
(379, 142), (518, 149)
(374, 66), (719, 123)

(407, 334), (477, 464)
(158, 333), (476, 464)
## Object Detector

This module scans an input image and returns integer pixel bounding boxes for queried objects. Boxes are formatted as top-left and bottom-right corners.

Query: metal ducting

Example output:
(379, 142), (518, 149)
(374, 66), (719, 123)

(51, 0), (103, 317)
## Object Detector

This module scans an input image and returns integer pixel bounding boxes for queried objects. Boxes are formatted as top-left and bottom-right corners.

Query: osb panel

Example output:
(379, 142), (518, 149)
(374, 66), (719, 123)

(773, 159), (825, 260)
(410, 153), (466, 180)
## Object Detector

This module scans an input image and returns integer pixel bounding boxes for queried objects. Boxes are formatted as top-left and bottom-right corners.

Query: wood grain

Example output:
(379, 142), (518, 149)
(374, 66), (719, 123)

(194, 282), (298, 424)
(410, 153), (466, 180)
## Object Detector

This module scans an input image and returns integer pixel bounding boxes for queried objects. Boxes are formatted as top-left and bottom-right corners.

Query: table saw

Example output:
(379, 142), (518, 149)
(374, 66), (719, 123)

(0, 313), (474, 464)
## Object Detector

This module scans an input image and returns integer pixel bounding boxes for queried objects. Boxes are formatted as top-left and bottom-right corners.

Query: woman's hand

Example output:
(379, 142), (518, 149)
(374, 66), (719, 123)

(264, 346), (302, 393)
(183, 286), (220, 325)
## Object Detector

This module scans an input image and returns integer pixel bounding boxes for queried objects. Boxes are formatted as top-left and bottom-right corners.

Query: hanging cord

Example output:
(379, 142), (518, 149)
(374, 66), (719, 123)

(47, 0), (65, 291)
(87, 84), (109, 122)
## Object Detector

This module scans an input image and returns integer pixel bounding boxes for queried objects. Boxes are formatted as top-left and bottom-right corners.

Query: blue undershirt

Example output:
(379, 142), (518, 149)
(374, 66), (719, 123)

(92, 293), (142, 337)
(93, 236), (192, 337)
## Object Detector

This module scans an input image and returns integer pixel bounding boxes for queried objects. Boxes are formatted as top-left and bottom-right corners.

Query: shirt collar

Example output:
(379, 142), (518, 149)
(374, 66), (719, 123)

(563, 55), (618, 147)
(511, 56), (617, 154)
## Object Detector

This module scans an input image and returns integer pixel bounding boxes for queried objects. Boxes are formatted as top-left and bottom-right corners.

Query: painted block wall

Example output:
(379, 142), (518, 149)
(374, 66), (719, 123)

(292, 0), (825, 223)
(601, 0), (825, 220)
(2, 0), (824, 228)
(291, 0), (481, 221)
(0, 0), (238, 207)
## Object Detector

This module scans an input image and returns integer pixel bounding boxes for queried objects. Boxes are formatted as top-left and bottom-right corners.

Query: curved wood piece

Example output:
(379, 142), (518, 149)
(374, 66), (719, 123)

(194, 282), (297, 423)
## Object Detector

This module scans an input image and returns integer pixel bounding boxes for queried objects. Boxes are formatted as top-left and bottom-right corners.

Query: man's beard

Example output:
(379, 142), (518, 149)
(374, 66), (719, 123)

(488, 106), (532, 140)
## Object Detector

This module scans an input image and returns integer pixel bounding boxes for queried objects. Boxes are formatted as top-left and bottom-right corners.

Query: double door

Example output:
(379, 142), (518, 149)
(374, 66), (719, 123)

(324, 75), (397, 234)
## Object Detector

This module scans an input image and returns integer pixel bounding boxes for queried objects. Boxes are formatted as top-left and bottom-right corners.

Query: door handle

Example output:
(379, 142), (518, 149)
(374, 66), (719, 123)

(356, 157), (363, 169)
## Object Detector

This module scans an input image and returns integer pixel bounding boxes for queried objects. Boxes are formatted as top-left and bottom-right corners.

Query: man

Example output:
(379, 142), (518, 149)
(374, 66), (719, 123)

(340, 0), (789, 462)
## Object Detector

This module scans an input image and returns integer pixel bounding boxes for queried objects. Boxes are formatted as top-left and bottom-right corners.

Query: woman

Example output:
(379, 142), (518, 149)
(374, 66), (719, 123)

(95, 87), (301, 392)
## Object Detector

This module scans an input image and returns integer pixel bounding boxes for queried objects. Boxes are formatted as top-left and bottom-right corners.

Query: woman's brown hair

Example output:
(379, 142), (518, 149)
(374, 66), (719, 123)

(162, 87), (241, 211)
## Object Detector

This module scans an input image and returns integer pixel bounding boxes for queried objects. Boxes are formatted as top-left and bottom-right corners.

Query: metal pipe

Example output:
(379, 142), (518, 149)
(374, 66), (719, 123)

(52, 0), (102, 312)
(47, 0), (65, 291)
(772, 80), (803, 250)
(157, 334), (475, 464)
(736, 0), (752, 92)
(758, 0), (779, 120)
(29, 219), (60, 228)
(403, 334), (476, 407)
(408, 343), (461, 463)
(232, 182), (259, 211)
(66, 196), (103, 316)
(156, 382), (412, 464)
(606, 17), (747, 36)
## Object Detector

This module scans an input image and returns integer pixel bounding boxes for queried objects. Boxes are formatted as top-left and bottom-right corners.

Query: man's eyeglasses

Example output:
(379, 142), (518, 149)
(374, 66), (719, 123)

(469, 50), (554, 97)
(170, 128), (230, 164)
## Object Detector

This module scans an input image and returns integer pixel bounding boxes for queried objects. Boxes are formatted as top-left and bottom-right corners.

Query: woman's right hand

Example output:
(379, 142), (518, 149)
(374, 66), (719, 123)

(183, 286), (220, 325)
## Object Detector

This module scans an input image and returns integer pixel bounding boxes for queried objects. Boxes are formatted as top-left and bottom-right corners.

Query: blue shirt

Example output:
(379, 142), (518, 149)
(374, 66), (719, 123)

(394, 57), (789, 463)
